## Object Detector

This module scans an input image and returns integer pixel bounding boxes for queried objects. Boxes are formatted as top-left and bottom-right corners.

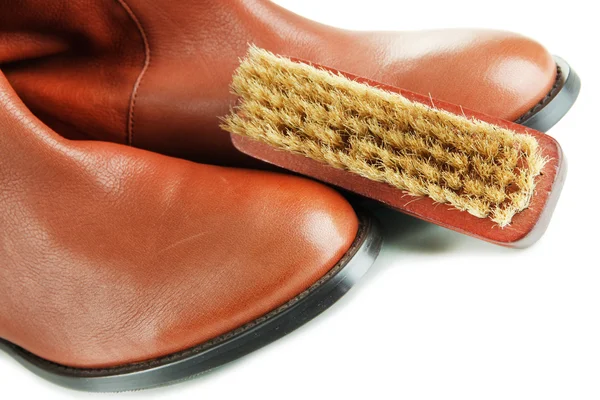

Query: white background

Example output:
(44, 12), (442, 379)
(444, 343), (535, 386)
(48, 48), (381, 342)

(1, 0), (598, 398)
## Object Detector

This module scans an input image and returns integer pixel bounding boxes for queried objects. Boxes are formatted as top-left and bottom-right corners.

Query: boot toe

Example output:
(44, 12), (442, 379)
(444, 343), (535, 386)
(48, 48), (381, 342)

(368, 29), (557, 121)
(136, 170), (361, 367)
(74, 167), (362, 368)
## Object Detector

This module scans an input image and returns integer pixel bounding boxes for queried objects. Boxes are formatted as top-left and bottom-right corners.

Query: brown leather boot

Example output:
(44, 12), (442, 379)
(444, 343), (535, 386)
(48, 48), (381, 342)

(0, 72), (381, 392)
(0, 0), (579, 166)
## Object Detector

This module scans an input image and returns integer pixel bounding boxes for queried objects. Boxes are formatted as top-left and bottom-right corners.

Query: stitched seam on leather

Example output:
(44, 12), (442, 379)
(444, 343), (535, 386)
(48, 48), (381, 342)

(115, 0), (151, 146)
(514, 64), (562, 124)
(1, 216), (370, 376)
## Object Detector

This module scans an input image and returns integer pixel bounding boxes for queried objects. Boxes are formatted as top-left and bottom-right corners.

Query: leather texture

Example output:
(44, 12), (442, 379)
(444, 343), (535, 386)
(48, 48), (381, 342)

(0, 72), (359, 369)
(0, 0), (556, 166)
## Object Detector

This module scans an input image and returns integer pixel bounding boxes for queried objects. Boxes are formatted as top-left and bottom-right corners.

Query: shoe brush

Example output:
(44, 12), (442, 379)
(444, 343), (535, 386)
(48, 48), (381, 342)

(222, 46), (566, 247)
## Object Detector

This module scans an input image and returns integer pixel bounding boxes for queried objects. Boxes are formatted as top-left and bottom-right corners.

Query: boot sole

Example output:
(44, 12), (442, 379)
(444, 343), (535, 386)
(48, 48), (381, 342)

(0, 213), (381, 392)
(517, 56), (581, 132)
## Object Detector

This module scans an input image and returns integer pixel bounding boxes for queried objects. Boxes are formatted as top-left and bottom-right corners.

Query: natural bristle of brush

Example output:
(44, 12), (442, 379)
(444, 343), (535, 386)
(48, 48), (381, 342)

(222, 46), (548, 227)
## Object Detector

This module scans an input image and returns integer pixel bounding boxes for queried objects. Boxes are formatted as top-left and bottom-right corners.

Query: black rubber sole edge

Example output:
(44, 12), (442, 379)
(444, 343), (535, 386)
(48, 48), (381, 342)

(0, 213), (382, 393)
(517, 56), (581, 132)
